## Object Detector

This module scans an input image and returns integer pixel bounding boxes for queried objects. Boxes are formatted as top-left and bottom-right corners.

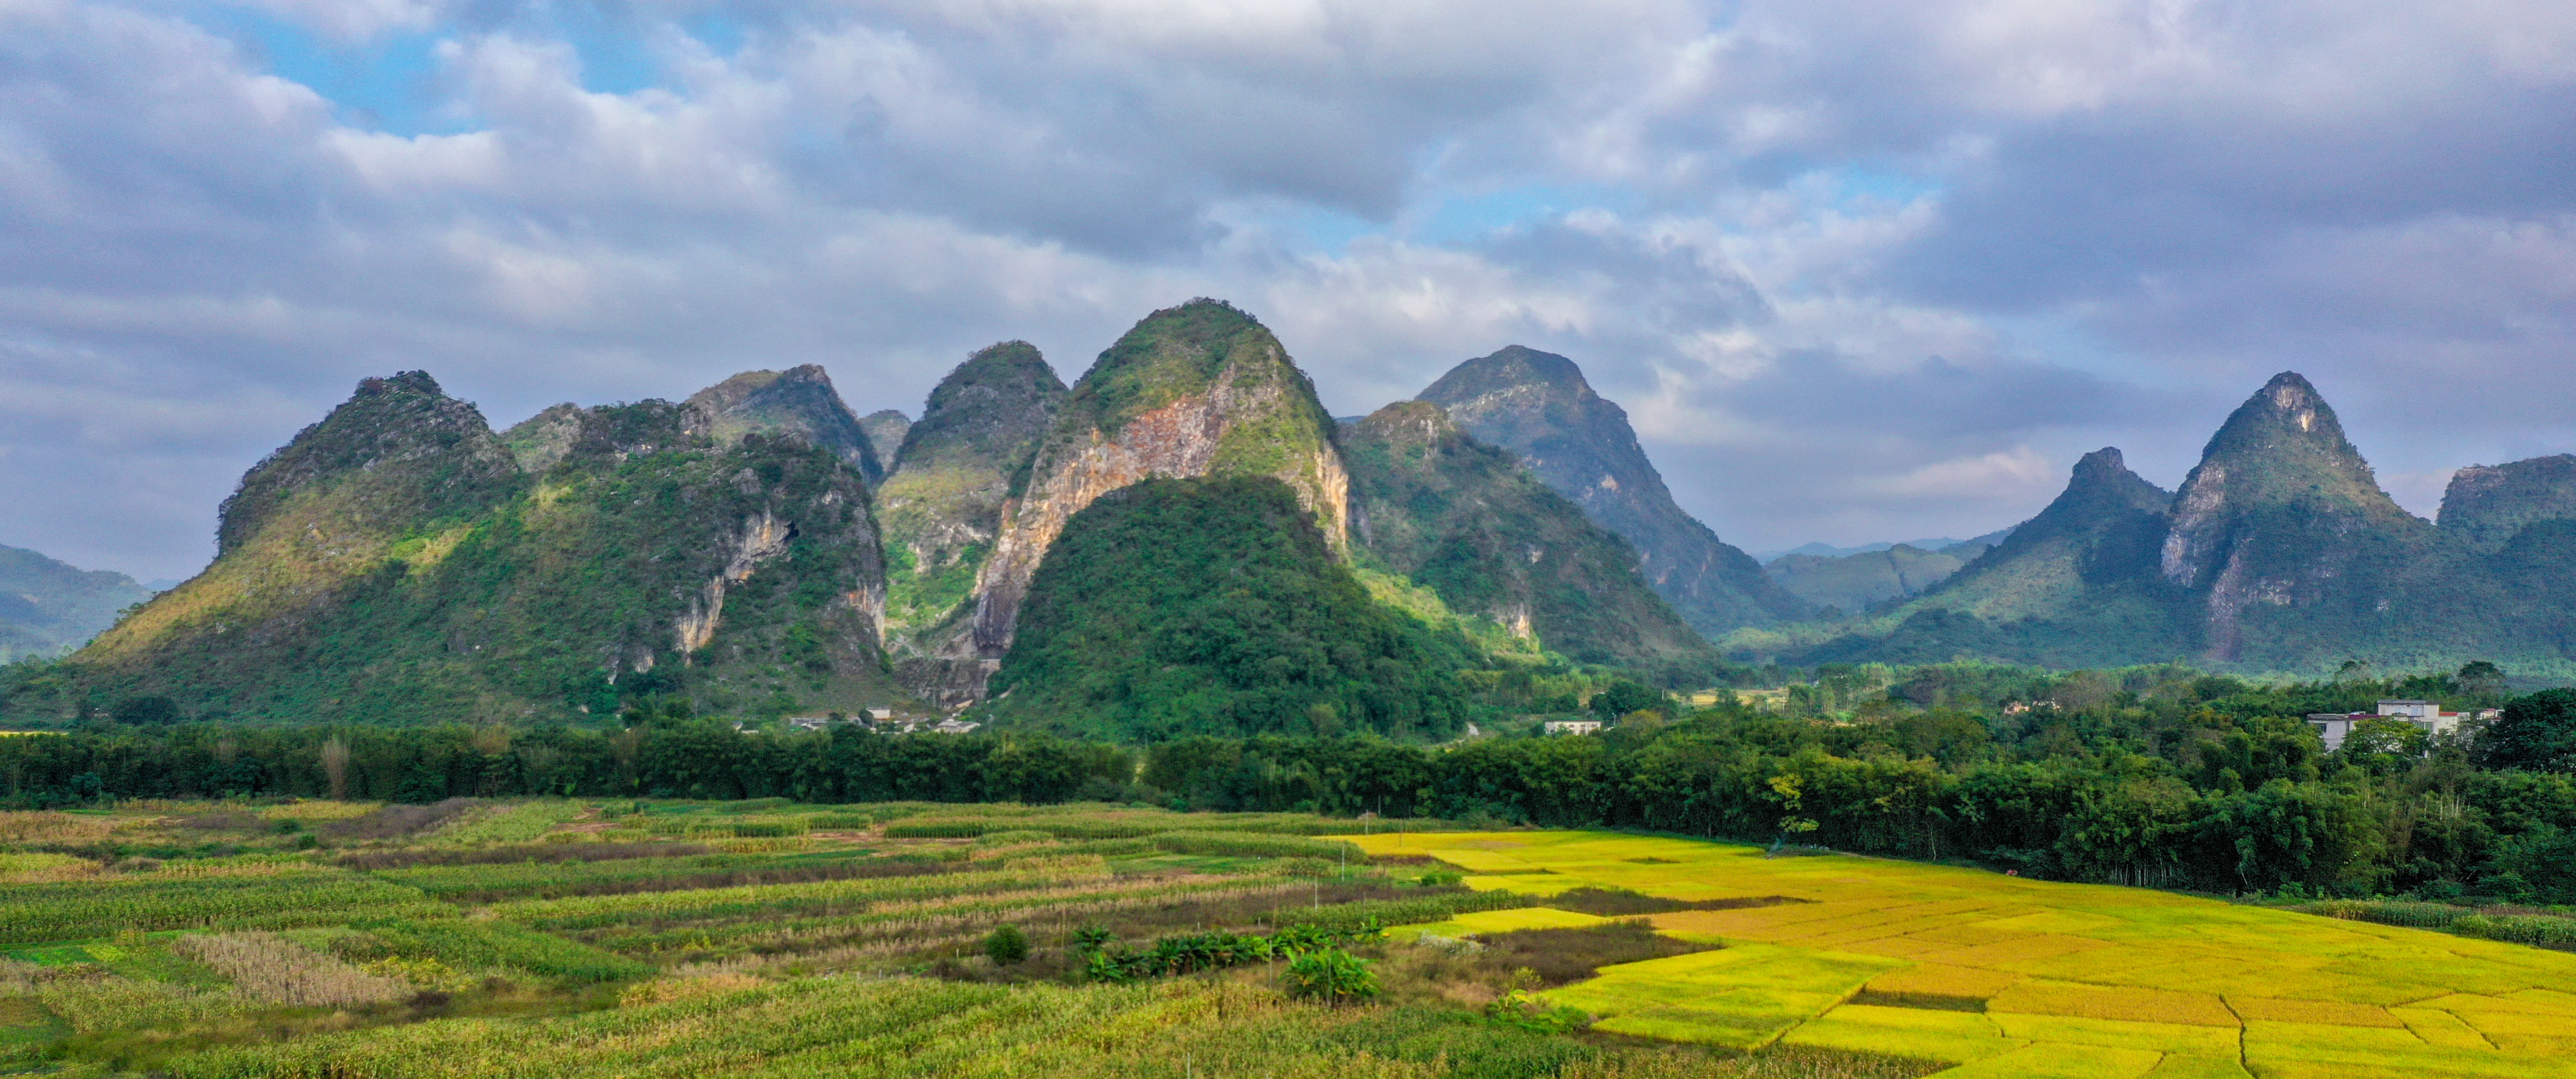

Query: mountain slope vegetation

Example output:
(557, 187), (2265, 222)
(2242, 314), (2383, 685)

(1340, 401), (1722, 683)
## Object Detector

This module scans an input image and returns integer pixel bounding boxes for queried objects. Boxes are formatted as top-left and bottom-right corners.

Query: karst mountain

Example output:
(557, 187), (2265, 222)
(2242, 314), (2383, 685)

(1802, 372), (2576, 673)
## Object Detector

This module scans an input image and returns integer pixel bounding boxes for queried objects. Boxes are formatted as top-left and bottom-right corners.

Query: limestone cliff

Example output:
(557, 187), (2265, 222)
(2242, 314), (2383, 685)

(874, 342), (1067, 705)
(2158, 373), (2432, 661)
(969, 300), (1351, 657)
(1418, 346), (1809, 636)
(684, 365), (886, 485)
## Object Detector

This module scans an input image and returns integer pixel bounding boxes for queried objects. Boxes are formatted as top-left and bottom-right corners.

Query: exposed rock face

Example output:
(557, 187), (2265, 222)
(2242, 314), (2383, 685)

(857, 410), (912, 472)
(1342, 400), (1721, 678)
(1418, 346), (1808, 636)
(874, 342), (1067, 706)
(2157, 373), (2429, 660)
(50, 375), (900, 724)
(969, 301), (1352, 658)
(2442, 454), (2576, 550)
(684, 365), (886, 485)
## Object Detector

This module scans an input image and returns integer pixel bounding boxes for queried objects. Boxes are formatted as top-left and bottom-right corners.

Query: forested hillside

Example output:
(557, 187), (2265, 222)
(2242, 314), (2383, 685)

(985, 476), (1489, 742)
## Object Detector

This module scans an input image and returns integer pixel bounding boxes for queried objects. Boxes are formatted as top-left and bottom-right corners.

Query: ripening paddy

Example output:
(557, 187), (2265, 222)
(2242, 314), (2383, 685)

(1351, 830), (2576, 1079)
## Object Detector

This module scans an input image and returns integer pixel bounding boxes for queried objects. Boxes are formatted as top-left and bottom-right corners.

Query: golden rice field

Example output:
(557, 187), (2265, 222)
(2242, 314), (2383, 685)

(1354, 830), (2576, 1079)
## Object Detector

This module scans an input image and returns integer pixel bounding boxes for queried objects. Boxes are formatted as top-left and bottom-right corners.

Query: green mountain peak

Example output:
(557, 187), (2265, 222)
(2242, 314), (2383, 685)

(1419, 346), (1808, 636)
(684, 364), (886, 485)
(2162, 371), (2419, 590)
(216, 371), (519, 557)
(971, 301), (1350, 658)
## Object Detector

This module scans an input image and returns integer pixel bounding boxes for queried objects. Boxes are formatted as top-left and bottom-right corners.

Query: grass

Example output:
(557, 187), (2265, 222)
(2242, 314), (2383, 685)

(1351, 829), (2576, 1077)
(172, 932), (412, 1006)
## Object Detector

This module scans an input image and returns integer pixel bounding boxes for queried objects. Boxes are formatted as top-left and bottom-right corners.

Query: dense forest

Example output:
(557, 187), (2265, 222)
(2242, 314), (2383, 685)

(7, 660), (2572, 907)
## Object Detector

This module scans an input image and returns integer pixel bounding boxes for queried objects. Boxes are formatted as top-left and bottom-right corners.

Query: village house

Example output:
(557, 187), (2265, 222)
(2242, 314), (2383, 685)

(2306, 699), (2500, 751)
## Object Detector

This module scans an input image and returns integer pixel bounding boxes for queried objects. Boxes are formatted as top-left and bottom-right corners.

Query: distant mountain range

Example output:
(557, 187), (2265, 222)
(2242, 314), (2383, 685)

(1751, 531), (2014, 563)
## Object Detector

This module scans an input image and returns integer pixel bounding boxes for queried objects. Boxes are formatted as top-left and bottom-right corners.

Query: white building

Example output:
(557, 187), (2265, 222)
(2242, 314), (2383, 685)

(1542, 720), (1603, 735)
(2306, 700), (2498, 751)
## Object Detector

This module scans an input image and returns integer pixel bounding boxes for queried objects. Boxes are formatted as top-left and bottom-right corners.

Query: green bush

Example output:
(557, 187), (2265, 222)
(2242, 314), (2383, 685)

(1281, 948), (1378, 1002)
(984, 924), (1029, 966)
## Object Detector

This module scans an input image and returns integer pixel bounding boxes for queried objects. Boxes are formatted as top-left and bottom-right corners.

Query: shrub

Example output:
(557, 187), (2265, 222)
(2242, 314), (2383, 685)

(1282, 948), (1378, 1002)
(983, 924), (1029, 965)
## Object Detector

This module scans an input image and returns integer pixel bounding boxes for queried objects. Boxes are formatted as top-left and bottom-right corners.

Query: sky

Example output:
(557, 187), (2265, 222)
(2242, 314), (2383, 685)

(2, 0), (2573, 581)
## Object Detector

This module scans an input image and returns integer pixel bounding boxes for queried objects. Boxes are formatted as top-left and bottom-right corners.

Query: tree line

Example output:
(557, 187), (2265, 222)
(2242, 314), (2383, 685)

(5, 664), (2573, 904)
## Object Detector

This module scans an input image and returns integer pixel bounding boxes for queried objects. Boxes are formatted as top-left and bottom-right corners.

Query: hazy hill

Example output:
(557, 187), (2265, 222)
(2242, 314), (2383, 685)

(1340, 401), (1723, 682)
(1763, 542), (1993, 615)
(874, 342), (1068, 705)
(22, 371), (903, 724)
(857, 410), (912, 472)
(0, 546), (154, 662)
(1418, 346), (1809, 635)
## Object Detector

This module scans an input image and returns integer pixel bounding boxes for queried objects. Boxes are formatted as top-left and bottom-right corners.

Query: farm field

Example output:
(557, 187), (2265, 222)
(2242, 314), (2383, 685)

(1355, 830), (2576, 1079)
(0, 800), (1924, 1079)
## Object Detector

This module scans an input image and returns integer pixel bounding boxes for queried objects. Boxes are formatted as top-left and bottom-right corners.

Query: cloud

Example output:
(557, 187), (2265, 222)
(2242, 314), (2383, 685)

(0, 0), (2571, 577)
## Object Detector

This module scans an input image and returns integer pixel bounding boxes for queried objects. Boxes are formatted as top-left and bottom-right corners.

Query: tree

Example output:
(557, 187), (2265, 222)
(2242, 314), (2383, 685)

(1280, 948), (1377, 1002)
(321, 736), (351, 801)
(2476, 689), (2576, 773)
(983, 924), (1029, 965)
(109, 696), (181, 726)
(2458, 661), (2508, 701)
(1588, 681), (1667, 720)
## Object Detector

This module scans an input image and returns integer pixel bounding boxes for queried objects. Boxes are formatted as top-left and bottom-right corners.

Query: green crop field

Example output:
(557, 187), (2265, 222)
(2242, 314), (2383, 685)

(1353, 830), (2576, 1079)
(0, 801), (1946, 1079)
(10, 803), (2572, 1079)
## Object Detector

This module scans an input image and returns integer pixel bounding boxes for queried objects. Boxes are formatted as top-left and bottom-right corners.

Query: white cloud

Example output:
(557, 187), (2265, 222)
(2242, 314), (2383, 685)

(0, 0), (2571, 573)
